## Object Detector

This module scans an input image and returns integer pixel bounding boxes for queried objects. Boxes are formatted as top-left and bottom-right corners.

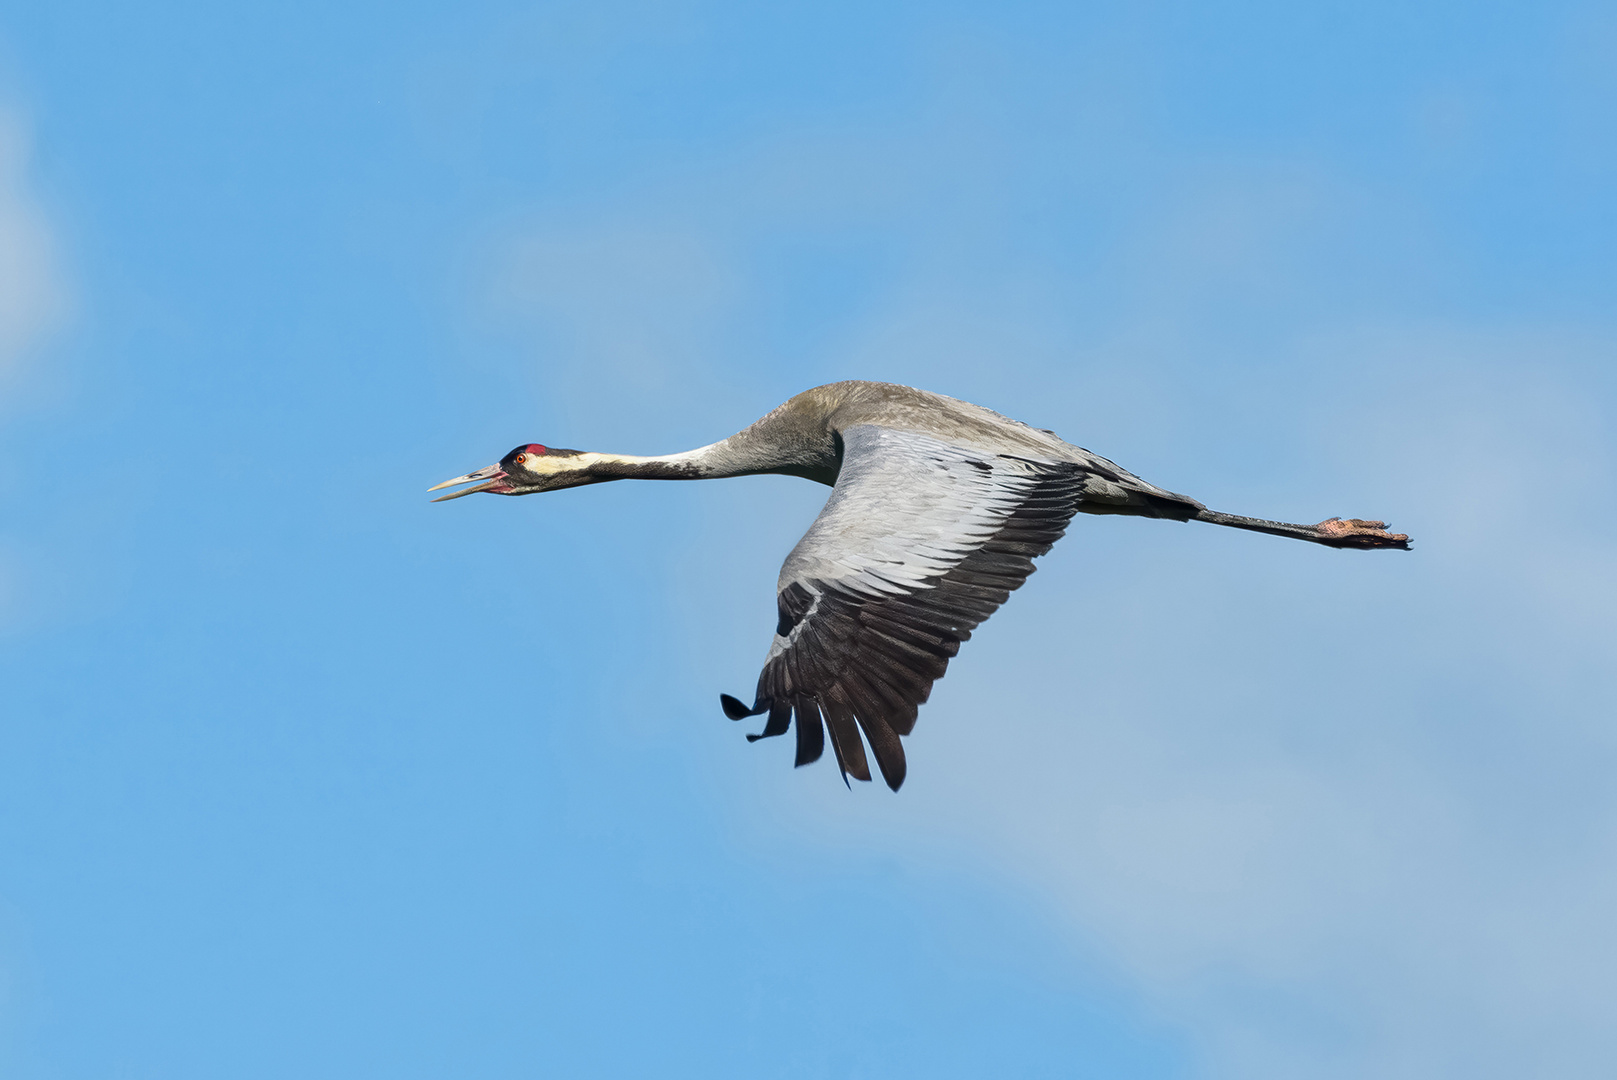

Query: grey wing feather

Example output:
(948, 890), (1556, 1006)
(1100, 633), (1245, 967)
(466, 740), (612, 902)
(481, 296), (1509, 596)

(721, 425), (1092, 791)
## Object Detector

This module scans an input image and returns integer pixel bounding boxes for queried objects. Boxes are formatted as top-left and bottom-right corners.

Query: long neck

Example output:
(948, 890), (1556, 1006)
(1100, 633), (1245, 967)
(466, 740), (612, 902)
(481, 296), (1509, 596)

(575, 440), (765, 481)
(573, 411), (843, 487)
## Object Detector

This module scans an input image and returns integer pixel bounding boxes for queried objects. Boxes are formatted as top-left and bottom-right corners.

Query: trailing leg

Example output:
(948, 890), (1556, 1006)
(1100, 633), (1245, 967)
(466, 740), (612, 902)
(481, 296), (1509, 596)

(1193, 510), (1411, 550)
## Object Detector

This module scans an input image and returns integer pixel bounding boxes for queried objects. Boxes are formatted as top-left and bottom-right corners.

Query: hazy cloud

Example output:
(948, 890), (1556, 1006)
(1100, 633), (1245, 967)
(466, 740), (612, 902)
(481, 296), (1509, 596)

(0, 108), (65, 390)
(0, 105), (68, 634)
(766, 325), (1617, 1080)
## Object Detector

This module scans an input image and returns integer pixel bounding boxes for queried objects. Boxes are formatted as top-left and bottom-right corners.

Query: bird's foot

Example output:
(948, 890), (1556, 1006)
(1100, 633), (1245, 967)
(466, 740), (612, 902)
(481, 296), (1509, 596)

(1314, 518), (1412, 550)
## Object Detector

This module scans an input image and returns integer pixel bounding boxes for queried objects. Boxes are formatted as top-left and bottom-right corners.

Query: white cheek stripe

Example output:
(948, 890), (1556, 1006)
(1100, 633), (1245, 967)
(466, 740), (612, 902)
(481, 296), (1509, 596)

(522, 452), (607, 476)
(526, 450), (704, 476)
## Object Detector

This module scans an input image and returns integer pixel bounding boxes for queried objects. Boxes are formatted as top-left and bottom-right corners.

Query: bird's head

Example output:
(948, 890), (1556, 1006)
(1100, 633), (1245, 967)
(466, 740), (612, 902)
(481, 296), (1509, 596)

(428, 443), (593, 501)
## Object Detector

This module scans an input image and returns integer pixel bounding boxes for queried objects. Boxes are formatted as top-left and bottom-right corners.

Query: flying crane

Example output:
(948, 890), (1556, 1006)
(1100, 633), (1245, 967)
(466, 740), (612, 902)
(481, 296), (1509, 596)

(431, 381), (1409, 791)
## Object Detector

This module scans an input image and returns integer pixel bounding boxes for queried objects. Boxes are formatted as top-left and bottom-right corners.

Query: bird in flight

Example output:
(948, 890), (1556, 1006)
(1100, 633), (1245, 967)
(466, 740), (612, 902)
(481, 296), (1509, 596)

(431, 381), (1409, 791)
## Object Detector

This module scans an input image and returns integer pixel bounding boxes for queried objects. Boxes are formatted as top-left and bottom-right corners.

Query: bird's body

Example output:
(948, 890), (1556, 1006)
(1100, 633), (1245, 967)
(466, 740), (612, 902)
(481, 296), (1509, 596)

(432, 381), (1409, 791)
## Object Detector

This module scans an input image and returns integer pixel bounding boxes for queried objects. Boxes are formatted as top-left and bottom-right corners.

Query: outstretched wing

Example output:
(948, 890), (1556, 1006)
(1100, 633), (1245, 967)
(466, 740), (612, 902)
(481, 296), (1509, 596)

(720, 424), (1090, 791)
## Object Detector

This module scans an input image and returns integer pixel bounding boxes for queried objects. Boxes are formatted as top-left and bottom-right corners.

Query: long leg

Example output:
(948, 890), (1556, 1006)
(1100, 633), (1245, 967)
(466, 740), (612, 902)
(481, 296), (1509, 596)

(1193, 510), (1411, 550)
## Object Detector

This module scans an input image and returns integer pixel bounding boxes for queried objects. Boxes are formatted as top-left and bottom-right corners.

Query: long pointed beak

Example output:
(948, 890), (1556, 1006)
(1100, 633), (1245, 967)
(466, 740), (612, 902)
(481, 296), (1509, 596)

(428, 463), (507, 502)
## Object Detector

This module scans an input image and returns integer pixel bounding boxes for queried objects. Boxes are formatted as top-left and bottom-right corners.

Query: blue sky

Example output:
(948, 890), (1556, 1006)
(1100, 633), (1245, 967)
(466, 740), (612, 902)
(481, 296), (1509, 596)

(2, 1), (1615, 1077)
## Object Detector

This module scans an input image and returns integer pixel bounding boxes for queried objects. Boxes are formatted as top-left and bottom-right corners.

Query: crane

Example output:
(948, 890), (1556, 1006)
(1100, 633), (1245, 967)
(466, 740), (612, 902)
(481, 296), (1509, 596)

(430, 381), (1409, 791)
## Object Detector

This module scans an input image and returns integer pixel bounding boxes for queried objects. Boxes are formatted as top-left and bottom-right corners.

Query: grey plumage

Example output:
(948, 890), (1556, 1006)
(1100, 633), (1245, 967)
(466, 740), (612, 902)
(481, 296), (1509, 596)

(432, 380), (1411, 791)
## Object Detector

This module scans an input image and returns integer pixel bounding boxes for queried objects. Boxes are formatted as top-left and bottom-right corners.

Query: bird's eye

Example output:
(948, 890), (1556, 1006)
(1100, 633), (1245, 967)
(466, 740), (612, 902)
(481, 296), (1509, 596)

(514, 454), (527, 465)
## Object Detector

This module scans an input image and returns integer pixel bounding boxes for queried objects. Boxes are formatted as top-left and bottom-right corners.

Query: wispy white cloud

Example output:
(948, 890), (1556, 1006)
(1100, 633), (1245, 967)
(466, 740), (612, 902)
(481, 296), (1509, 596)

(768, 300), (1617, 1078)
(0, 107), (65, 391)
(0, 104), (69, 633)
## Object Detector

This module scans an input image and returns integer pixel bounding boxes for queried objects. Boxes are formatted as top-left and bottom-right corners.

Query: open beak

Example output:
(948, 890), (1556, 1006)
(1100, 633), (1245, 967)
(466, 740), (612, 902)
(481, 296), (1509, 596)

(428, 463), (509, 502)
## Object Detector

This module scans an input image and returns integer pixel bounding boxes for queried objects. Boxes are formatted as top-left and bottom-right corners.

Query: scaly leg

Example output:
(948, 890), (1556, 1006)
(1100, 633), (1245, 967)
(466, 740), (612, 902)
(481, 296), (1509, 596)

(1193, 510), (1412, 550)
